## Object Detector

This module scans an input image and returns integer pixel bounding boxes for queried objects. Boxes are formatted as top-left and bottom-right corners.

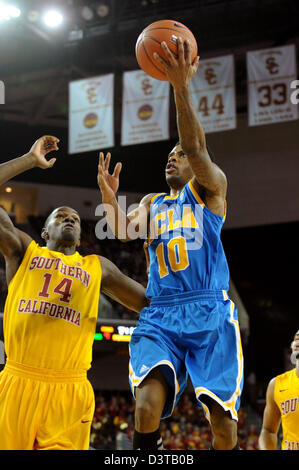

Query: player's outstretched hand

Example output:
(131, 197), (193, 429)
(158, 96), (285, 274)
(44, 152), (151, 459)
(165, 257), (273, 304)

(153, 37), (199, 90)
(97, 152), (122, 203)
(28, 135), (59, 169)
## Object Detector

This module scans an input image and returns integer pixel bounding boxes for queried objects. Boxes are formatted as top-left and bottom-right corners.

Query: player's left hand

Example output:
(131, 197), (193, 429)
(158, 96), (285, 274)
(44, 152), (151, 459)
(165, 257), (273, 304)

(153, 37), (199, 90)
(28, 135), (59, 169)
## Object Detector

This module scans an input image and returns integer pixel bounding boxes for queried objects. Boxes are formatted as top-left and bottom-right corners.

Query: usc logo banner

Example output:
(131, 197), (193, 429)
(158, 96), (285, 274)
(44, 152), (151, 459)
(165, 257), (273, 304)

(121, 70), (170, 146)
(189, 55), (237, 134)
(68, 74), (114, 154)
(247, 44), (298, 126)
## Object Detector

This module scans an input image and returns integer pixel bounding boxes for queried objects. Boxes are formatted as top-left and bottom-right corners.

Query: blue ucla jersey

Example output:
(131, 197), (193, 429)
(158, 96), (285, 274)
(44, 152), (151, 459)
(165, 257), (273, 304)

(145, 180), (230, 298)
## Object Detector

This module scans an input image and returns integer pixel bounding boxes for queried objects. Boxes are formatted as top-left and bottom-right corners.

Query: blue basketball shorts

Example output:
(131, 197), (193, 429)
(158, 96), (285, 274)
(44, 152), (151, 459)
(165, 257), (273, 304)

(129, 289), (244, 421)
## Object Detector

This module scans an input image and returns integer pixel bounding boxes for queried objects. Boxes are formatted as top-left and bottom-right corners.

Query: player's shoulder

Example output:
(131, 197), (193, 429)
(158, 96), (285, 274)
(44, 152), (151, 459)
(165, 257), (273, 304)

(139, 192), (166, 207)
(275, 368), (295, 383)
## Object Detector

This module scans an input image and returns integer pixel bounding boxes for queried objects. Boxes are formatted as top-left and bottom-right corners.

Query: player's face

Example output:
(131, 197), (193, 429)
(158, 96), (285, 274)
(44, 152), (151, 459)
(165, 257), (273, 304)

(165, 144), (193, 190)
(44, 207), (81, 246)
(291, 332), (299, 358)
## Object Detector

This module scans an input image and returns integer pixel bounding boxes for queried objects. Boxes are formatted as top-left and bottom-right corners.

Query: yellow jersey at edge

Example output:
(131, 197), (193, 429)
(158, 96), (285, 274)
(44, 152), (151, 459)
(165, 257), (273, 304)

(3, 241), (102, 371)
(274, 368), (299, 450)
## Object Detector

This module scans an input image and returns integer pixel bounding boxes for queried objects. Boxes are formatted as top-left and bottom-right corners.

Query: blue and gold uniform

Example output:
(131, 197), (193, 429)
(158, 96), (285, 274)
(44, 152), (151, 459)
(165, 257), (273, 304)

(129, 181), (243, 421)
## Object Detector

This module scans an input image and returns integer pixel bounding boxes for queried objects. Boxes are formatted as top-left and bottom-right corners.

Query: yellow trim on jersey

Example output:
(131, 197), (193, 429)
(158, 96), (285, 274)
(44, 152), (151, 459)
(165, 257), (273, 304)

(164, 194), (179, 200)
(195, 301), (243, 421)
(188, 181), (205, 208)
(150, 193), (166, 205)
(129, 359), (180, 417)
(222, 290), (229, 301)
(188, 180), (227, 221)
(222, 200), (227, 222)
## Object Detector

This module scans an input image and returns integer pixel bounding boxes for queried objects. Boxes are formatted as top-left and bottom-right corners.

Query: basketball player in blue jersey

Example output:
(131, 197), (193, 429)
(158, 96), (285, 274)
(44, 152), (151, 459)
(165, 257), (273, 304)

(98, 37), (243, 450)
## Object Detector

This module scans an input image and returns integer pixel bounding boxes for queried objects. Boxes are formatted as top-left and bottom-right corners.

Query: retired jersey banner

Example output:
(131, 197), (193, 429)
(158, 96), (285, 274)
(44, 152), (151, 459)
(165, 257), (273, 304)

(190, 55), (236, 134)
(121, 70), (170, 146)
(247, 44), (298, 126)
(69, 74), (114, 154)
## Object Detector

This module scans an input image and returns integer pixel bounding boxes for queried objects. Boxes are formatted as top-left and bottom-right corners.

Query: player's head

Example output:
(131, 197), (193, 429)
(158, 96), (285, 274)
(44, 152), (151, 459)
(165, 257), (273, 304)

(165, 142), (193, 190)
(165, 142), (215, 190)
(290, 330), (299, 365)
(41, 206), (81, 248)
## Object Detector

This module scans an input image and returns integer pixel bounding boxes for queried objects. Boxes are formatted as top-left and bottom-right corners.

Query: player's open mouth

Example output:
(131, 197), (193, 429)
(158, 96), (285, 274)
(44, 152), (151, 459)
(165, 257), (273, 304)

(166, 164), (177, 173)
(63, 224), (74, 230)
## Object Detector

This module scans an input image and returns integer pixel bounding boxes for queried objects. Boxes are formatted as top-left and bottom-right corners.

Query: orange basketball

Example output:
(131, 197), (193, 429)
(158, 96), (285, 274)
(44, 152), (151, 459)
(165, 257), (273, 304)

(135, 19), (198, 81)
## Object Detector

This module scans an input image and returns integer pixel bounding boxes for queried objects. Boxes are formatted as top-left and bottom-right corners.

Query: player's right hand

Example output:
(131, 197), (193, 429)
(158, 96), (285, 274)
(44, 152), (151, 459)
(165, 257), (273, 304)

(28, 135), (59, 169)
(97, 152), (122, 202)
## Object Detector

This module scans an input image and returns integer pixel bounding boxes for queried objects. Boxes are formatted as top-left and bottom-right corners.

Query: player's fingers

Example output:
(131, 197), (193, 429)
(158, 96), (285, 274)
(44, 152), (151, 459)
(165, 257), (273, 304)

(98, 163), (105, 178)
(43, 135), (60, 147)
(99, 152), (104, 169)
(153, 52), (168, 68)
(104, 152), (111, 171)
(191, 56), (200, 74)
(177, 37), (185, 64)
(47, 158), (56, 168)
(112, 162), (122, 178)
(161, 41), (177, 65)
(44, 143), (59, 154)
(184, 39), (192, 65)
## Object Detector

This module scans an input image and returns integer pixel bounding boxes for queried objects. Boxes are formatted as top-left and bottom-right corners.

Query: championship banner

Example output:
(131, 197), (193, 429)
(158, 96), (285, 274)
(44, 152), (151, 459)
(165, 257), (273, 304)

(69, 74), (114, 154)
(247, 44), (298, 126)
(121, 70), (170, 146)
(190, 55), (236, 134)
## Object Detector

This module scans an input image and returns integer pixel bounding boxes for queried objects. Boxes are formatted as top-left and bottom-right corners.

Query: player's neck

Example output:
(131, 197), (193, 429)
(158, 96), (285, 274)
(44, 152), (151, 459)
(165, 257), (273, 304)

(296, 362), (299, 378)
(46, 241), (77, 255)
(170, 185), (183, 197)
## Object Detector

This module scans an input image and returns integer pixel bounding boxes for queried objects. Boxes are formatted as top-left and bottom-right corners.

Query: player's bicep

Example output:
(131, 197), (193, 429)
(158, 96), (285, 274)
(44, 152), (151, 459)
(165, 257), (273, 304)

(189, 152), (227, 197)
(0, 208), (22, 257)
(99, 256), (148, 313)
(0, 208), (32, 259)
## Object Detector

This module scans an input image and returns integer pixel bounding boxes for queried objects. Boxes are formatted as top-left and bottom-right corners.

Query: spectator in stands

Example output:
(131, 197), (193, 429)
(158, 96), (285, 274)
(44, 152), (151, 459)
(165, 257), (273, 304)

(116, 422), (133, 450)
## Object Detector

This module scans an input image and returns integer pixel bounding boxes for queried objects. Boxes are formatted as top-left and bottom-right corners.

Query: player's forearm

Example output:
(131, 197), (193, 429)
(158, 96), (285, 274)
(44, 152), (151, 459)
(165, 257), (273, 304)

(115, 282), (149, 313)
(258, 430), (278, 450)
(0, 153), (36, 187)
(173, 85), (206, 156)
(102, 195), (131, 242)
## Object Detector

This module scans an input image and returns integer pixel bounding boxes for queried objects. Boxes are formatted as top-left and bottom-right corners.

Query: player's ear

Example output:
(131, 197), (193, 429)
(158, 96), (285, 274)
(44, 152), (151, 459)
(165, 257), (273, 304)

(41, 227), (49, 242)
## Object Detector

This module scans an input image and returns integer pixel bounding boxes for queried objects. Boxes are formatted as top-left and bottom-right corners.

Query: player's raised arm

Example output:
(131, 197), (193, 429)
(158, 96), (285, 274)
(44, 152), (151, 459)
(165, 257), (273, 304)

(258, 378), (281, 450)
(97, 152), (154, 242)
(0, 135), (59, 186)
(99, 255), (149, 313)
(0, 136), (59, 282)
(154, 38), (227, 217)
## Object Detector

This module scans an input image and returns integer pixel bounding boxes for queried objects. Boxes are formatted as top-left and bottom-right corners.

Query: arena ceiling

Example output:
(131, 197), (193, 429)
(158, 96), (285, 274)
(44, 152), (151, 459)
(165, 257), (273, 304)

(0, 0), (298, 192)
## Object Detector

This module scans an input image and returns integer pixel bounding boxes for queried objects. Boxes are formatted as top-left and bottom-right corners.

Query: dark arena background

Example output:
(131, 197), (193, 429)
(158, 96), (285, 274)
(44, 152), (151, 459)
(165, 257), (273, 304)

(0, 0), (298, 451)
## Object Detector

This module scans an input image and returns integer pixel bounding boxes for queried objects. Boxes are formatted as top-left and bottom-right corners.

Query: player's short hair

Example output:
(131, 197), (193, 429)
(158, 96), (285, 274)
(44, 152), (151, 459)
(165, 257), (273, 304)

(44, 207), (80, 228)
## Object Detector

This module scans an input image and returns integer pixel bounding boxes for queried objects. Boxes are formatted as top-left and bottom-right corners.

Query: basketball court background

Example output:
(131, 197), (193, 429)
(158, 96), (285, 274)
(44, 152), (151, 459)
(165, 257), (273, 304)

(0, 0), (298, 449)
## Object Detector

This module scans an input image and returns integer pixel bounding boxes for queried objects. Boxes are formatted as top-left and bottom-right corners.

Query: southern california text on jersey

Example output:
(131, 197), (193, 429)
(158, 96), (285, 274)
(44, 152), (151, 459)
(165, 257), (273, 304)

(3, 240), (102, 371)
(274, 368), (299, 450)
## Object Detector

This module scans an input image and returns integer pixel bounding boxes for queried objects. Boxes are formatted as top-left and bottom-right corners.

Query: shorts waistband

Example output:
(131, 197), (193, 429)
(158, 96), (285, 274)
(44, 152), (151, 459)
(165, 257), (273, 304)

(149, 289), (229, 306)
(4, 360), (87, 382)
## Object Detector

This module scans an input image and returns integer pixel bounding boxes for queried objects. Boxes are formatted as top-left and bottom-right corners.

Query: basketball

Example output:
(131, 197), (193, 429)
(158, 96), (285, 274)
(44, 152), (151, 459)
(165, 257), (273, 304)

(135, 20), (198, 81)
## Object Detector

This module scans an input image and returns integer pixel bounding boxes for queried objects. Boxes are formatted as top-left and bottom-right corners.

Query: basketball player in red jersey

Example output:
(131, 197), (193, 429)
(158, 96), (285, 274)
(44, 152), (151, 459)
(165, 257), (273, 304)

(259, 330), (299, 450)
(0, 135), (148, 450)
